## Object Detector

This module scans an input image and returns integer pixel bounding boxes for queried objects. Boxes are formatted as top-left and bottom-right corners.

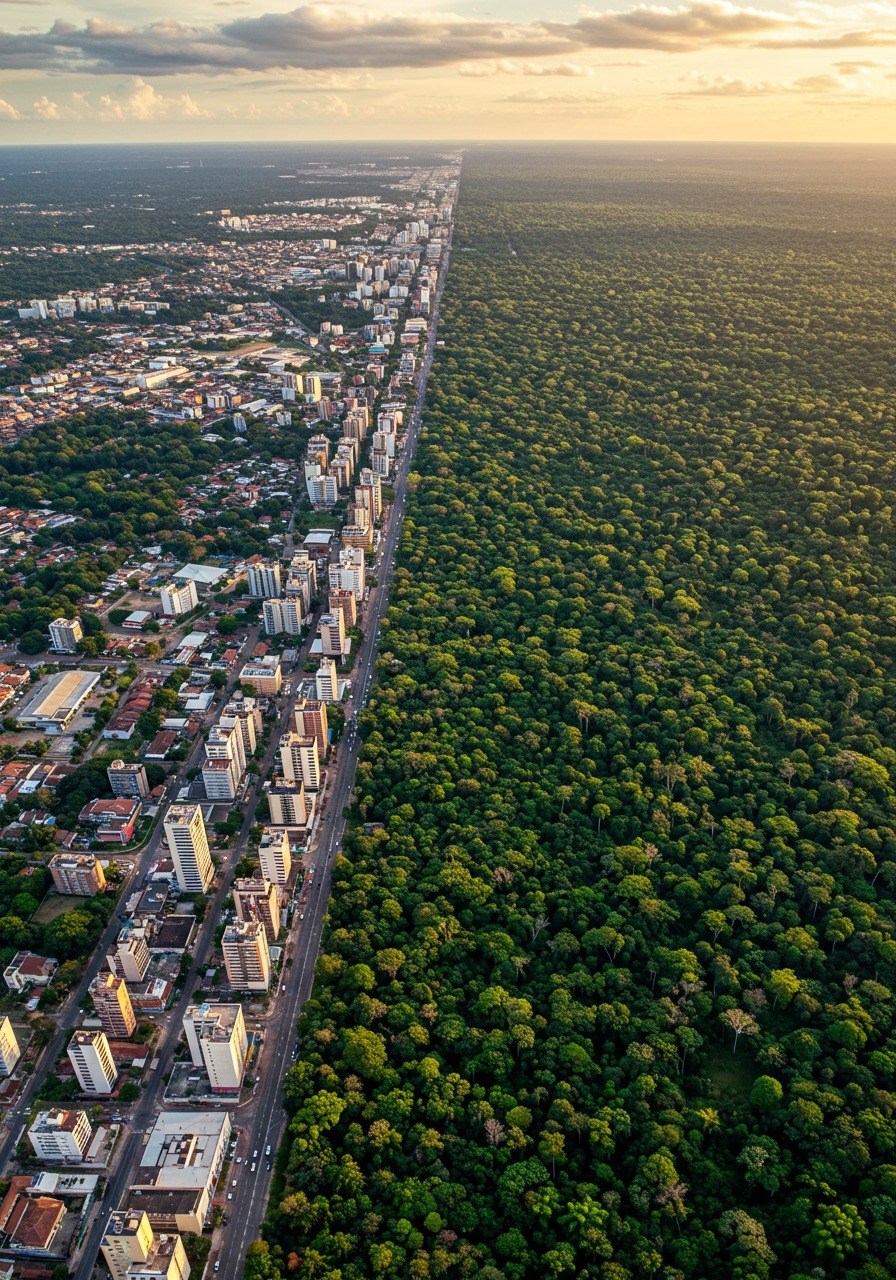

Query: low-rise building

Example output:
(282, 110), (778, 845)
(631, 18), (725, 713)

(0, 1176), (66, 1254)
(16, 668), (101, 733)
(4, 950), (58, 992)
(131, 1111), (232, 1233)
(78, 797), (142, 844)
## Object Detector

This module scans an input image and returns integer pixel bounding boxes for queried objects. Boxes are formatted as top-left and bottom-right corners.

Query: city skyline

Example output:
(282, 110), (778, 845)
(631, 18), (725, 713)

(1, 0), (896, 142)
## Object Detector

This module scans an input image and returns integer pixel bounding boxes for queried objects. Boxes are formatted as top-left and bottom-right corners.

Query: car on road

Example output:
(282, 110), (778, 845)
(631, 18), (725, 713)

(253, 1149), (258, 1158)
(251, 1162), (257, 1172)
(266, 1144), (271, 1156)
(227, 1193), (232, 1201)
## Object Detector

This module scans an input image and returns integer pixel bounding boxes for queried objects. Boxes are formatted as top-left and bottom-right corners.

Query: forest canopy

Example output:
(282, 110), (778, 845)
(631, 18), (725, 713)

(260, 145), (896, 1280)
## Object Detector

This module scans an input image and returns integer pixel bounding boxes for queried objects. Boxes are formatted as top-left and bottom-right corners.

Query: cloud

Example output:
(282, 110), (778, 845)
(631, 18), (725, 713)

(673, 70), (850, 93)
(500, 87), (616, 103)
(0, 79), (212, 121)
(757, 27), (896, 48)
(0, 2), (831, 76)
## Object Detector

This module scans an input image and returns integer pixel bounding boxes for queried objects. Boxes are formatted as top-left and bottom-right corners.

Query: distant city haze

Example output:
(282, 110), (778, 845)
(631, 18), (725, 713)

(0, 0), (895, 142)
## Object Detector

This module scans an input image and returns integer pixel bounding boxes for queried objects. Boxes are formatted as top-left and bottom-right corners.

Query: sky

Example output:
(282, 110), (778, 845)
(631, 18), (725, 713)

(0, 0), (895, 142)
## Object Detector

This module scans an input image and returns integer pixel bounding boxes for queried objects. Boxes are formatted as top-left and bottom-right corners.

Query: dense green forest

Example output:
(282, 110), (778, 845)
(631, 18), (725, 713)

(0, 253), (182, 305)
(257, 147), (896, 1280)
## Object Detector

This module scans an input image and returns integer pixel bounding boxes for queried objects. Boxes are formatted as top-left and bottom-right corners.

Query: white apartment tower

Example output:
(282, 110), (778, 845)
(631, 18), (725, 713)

(220, 697), (259, 758)
(279, 732), (320, 791)
(183, 1004), (248, 1092)
(108, 931), (151, 983)
(330, 547), (366, 602)
(246, 561), (282, 598)
(262, 598), (303, 637)
(222, 921), (271, 992)
(265, 781), (307, 832)
(315, 658), (338, 703)
(49, 618), (83, 653)
(0, 1016), (21, 1076)
(68, 1029), (118, 1094)
(160, 579), (199, 616)
(258, 826), (293, 887)
(163, 805), (214, 894)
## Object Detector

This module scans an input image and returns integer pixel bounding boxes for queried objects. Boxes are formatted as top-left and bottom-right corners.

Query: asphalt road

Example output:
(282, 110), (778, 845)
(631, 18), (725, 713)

(216, 235), (454, 1276)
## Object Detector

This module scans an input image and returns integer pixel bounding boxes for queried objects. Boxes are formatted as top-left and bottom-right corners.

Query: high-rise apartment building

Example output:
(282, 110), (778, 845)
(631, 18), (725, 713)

(291, 699), (328, 759)
(233, 878), (279, 942)
(89, 973), (137, 1039)
(182, 1004), (248, 1092)
(49, 853), (106, 896)
(308, 474), (338, 507)
(67, 1029), (118, 1094)
(163, 805), (213, 894)
(108, 931), (151, 983)
(315, 658), (338, 703)
(49, 617), (83, 653)
(222, 921), (271, 992)
(329, 546), (366, 601)
(328, 589), (357, 629)
(279, 732), (320, 791)
(318, 610), (346, 658)
(0, 1016), (21, 1076)
(262, 597), (303, 637)
(358, 467), (383, 520)
(264, 781), (307, 832)
(246, 560), (282, 598)
(28, 1108), (92, 1163)
(108, 760), (150, 799)
(257, 826), (292, 887)
(220, 695), (260, 758)
(160, 580), (198, 617)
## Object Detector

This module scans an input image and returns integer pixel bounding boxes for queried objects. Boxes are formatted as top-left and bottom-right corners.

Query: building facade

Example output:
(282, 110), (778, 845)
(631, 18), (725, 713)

(67, 1029), (118, 1094)
(163, 805), (213, 894)
(182, 1005), (248, 1092)
(0, 1016), (21, 1077)
(49, 853), (106, 896)
(232, 878), (280, 942)
(257, 827), (292, 887)
(90, 973), (137, 1039)
(222, 921), (271, 992)
(28, 1108), (93, 1163)
(49, 617), (83, 653)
